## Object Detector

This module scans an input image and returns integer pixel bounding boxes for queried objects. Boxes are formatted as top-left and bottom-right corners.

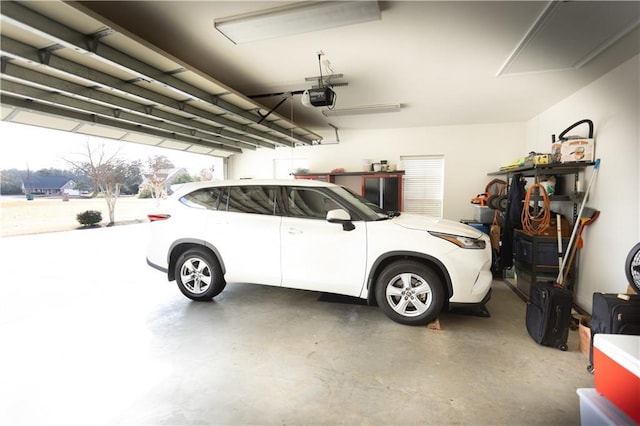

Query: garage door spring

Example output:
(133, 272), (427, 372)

(521, 183), (551, 235)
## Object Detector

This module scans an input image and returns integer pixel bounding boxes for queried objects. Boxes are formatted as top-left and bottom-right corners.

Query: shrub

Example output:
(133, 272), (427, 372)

(76, 210), (102, 226)
(137, 187), (152, 198)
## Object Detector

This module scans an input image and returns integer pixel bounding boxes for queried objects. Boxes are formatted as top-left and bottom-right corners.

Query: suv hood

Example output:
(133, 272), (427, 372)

(391, 213), (484, 238)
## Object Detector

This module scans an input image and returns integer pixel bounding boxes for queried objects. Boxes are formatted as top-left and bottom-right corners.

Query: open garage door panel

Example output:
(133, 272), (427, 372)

(0, 0), (321, 158)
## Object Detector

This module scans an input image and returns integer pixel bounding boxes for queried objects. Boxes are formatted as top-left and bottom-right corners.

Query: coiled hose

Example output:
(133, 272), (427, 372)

(521, 183), (551, 235)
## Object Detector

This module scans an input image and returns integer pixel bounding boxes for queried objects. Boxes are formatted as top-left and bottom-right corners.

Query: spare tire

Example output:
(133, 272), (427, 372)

(487, 195), (500, 210)
(625, 242), (640, 293)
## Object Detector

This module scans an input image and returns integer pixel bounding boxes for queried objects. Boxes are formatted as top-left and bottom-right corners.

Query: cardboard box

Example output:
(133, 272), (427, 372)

(593, 334), (640, 423)
(578, 316), (591, 359)
(524, 153), (551, 167)
(551, 138), (595, 163)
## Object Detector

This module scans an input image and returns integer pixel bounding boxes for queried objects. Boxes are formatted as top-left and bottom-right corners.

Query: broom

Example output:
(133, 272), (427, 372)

(560, 208), (600, 286)
(555, 159), (601, 288)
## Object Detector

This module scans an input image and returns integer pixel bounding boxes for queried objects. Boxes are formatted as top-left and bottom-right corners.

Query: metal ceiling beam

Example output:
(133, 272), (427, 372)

(1, 60), (261, 151)
(1, 78), (254, 153)
(0, 0), (320, 146)
(1, 94), (243, 154)
(0, 35), (283, 149)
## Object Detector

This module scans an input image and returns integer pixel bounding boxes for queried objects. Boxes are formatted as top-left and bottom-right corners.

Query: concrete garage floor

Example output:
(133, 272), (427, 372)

(0, 224), (594, 425)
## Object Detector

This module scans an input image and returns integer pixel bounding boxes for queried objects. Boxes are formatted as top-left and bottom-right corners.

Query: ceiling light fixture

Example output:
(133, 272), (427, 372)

(214, 1), (381, 44)
(322, 104), (401, 117)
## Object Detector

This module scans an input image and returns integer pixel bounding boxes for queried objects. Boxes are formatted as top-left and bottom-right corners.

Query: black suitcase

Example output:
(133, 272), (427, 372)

(526, 281), (573, 351)
(588, 292), (640, 371)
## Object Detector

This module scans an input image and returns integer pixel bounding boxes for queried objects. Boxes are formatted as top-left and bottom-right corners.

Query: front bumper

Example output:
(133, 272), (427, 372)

(448, 287), (493, 317)
(146, 257), (168, 274)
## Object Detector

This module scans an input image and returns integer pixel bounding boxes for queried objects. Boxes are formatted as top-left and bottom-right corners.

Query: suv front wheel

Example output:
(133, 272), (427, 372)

(375, 260), (444, 325)
(175, 248), (226, 301)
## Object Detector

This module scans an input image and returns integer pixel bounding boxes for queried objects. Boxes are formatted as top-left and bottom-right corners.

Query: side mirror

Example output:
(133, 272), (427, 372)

(326, 209), (355, 231)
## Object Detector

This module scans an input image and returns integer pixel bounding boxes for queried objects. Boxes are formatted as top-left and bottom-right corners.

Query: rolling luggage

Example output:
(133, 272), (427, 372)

(526, 281), (573, 351)
(588, 292), (640, 371)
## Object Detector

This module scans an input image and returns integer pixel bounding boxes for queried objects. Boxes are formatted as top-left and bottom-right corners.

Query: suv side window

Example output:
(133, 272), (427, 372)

(180, 187), (223, 210)
(285, 187), (342, 219)
(225, 186), (279, 215)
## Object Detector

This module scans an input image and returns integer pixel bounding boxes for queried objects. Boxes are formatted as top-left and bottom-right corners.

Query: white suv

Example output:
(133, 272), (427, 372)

(146, 179), (492, 325)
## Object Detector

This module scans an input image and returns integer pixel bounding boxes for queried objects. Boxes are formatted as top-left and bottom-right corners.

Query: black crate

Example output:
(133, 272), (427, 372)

(514, 231), (569, 267)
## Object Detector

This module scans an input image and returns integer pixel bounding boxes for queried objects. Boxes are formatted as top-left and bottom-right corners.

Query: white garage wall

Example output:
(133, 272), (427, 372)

(525, 54), (640, 311)
(228, 122), (525, 220)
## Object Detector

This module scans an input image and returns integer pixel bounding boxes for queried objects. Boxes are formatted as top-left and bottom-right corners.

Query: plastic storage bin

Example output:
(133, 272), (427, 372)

(474, 206), (493, 224)
(514, 232), (569, 266)
(576, 388), (634, 426)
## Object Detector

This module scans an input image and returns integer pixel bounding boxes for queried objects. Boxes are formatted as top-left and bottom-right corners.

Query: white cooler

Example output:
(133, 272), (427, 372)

(592, 334), (640, 424)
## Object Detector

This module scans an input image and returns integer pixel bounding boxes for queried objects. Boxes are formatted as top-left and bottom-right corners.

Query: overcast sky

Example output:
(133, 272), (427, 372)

(0, 121), (223, 177)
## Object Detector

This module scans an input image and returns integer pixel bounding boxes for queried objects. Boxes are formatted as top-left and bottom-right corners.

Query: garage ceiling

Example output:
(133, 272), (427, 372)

(1, 1), (639, 157)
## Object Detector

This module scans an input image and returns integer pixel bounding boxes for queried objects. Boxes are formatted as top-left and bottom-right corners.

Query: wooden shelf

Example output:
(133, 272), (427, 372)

(293, 170), (404, 180)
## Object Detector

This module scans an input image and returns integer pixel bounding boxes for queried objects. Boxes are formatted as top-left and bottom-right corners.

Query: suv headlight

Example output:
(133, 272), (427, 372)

(429, 231), (486, 249)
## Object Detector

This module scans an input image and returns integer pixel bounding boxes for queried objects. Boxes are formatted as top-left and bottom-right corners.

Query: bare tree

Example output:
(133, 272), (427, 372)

(66, 141), (127, 225)
(199, 164), (216, 181)
(143, 155), (174, 206)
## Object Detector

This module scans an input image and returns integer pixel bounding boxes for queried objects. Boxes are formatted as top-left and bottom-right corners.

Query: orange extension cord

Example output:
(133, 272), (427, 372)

(521, 183), (551, 235)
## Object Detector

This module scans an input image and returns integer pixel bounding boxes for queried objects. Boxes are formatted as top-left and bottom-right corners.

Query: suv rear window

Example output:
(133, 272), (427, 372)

(224, 186), (279, 215)
(179, 187), (224, 210)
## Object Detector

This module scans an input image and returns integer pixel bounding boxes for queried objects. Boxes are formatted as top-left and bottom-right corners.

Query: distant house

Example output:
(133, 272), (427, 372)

(22, 175), (77, 196)
(141, 167), (189, 196)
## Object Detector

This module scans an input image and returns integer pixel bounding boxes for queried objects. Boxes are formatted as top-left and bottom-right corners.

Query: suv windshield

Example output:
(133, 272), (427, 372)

(327, 186), (391, 221)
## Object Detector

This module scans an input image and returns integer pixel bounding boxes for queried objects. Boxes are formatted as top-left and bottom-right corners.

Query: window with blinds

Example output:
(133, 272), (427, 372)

(401, 155), (444, 217)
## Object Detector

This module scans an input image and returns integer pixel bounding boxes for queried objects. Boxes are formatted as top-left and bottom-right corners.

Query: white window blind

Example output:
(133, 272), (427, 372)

(401, 155), (444, 217)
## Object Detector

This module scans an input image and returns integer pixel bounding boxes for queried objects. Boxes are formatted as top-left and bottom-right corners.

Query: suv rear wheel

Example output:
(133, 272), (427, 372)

(375, 260), (444, 325)
(175, 248), (226, 301)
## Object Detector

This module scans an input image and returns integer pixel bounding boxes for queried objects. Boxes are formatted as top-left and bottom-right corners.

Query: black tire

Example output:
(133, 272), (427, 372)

(487, 195), (500, 210)
(375, 260), (445, 326)
(625, 242), (640, 293)
(174, 248), (226, 301)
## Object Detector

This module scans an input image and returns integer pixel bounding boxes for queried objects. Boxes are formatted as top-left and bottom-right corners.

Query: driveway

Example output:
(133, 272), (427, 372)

(0, 224), (176, 424)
